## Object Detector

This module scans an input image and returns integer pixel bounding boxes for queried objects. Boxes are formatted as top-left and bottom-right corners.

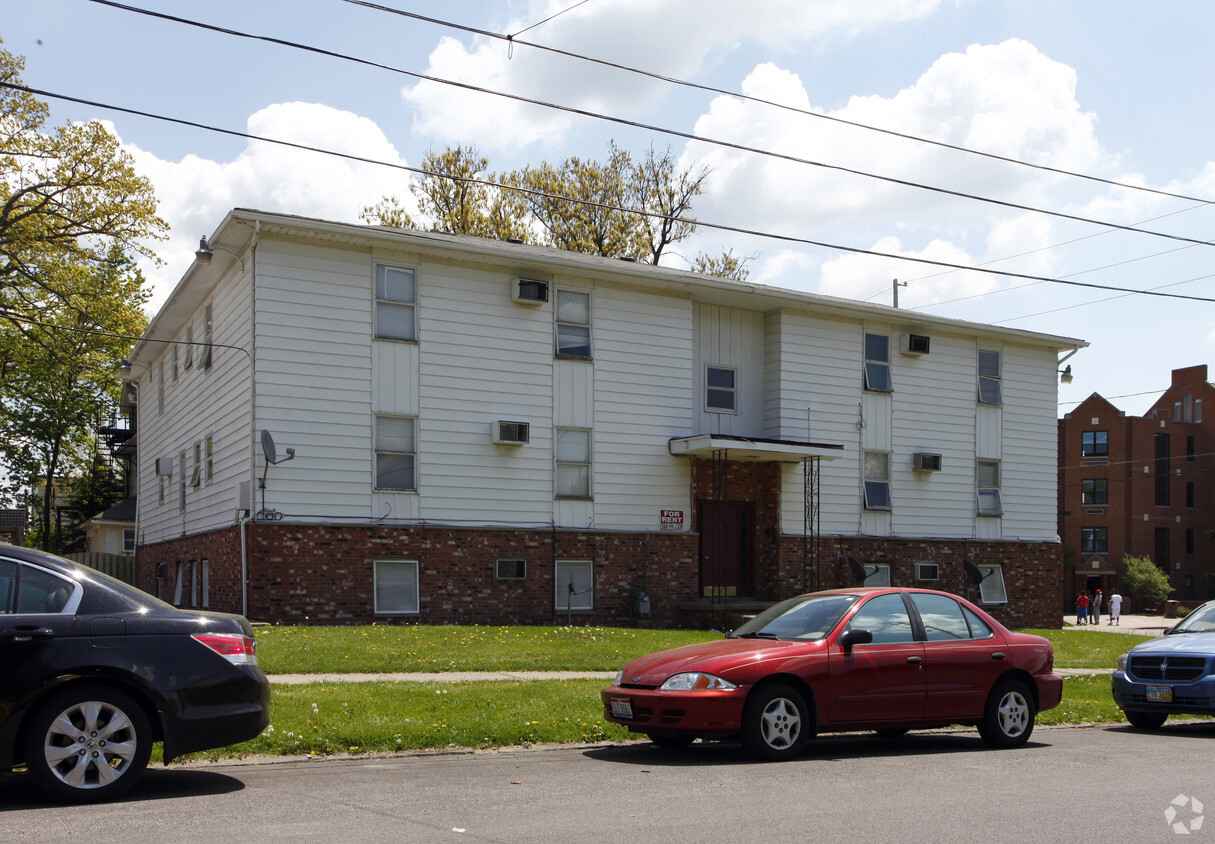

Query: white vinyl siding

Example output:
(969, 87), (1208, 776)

(693, 303), (763, 436)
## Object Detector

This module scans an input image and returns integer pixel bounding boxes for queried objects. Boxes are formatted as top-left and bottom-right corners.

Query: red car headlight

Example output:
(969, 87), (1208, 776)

(659, 673), (737, 691)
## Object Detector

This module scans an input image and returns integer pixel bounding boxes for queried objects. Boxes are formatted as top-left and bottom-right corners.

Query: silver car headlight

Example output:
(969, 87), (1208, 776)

(614, 669), (624, 685)
(659, 672), (737, 691)
(1117, 652), (1129, 672)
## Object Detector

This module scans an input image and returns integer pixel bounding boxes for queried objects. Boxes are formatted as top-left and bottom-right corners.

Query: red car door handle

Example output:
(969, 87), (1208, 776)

(991, 652), (1006, 660)
(906, 656), (922, 664)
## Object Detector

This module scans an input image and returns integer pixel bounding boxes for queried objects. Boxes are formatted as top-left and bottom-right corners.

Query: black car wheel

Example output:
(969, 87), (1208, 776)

(978, 678), (1035, 748)
(1124, 710), (1168, 730)
(742, 682), (812, 761)
(24, 685), (152, 802)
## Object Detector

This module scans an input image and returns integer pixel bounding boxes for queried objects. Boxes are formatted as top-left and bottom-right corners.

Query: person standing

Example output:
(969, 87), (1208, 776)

(1091, 589), (1103, 626)
(1109, 591), (1123, 626)
(1076, 592), (1090, 625)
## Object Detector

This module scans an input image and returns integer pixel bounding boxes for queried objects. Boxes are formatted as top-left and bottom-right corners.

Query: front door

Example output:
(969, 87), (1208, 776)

(697, 501), (753, 598)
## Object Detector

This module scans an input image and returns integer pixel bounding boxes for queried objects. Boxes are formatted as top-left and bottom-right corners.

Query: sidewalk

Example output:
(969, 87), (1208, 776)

(1062, 613), (1173, 636)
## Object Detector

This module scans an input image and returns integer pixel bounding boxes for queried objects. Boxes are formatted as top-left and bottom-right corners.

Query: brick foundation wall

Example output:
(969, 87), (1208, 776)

(137, 523), (1061, 629)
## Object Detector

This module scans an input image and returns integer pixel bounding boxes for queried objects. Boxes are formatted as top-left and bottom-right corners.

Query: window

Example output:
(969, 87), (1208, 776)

(863, 451), (891, 510)
(205, 436), (214, 482)
(555, 559), (593, 610)
(555, 428), (591, 498)
(375, 264), (417, 341)
(157, 360), (165, 414)
(556, 290), (591, 358)
(909, 593), (972, 641)
(1155, 527), (1170, 567)
(185, 324), (194, 370)
(976, 564), (1008, 604)
(374, 559), (419, 614)
(1081, 478), (1108, 506)
(495, 559), (526, 580)
(1081, 527), (1108, 554)
(863, 333), (892, 392)
(1187, 482), (1195, 509)
(706, 366), (737, 412)
(978, 349), (1002, 405)
(863, 563), (890, 587)
(843, 593), (915, 644)
(1186, 528), (1195, 556)
(178, 451), (187, 512)
(0, 562), (77, 614)
(962, 605), (994, 638)
(1155, 433), (1170, 507)
(1187, 436), (1196, 462)
(191, 441), (203, 487)
(172, 345), (179, 381)
(375, 415), (416, 491)
(1081, 431), (1108, 457)
(977, 460), (1002, 516)
(202, 302), (213, 369)
(158, 474), (166, 505)
(122, 529), (136, 554)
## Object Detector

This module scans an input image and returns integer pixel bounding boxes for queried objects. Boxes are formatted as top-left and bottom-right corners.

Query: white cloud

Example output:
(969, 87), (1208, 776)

(401, 0), (944, 151)
(122, 103), (415, 309)
(817, 236), (996, 307)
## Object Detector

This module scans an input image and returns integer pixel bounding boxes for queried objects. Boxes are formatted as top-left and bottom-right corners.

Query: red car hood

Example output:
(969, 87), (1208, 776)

(620, 637), (822, 685)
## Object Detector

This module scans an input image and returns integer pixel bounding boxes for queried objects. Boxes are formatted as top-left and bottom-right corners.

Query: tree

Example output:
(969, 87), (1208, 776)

(692, 248), (754, 282)
(1119, 554), (1172, 613)
(0, 247), (149, 551)
(630, 144), (709, 264)
(0, 42), (166, 324)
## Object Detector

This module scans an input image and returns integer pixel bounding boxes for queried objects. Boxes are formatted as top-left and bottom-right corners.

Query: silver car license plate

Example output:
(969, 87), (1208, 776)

(610, 697), (633, 719)
(1146, 685), (1173, 702)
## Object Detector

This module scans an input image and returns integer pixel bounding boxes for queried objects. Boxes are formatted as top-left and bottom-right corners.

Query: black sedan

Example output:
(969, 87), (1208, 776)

(0, 546), (270, 802)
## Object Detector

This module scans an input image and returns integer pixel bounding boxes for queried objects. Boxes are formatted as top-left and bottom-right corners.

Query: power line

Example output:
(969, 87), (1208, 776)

(84, 0), (1215, 251)
(9, 79), (1215, 305)
(340, 0), (1215, 211)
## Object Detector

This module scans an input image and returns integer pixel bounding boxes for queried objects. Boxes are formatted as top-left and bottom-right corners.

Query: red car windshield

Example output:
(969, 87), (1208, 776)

(729, 594), (859, 641)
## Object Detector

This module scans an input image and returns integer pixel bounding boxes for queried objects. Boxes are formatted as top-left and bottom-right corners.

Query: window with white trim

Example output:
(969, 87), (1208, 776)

(977, 459), (1002, 516)
(705, 365), (737, 412)
(157, 361), (165, 414)
(375, 264), (417, 341)
(185, 324), (194, 370)
(122, 529), (136, 555)
(191, 441), (203, 488)
(863, 563), (891, 587)
(202, 302), (213, 370)
(375, 415), (416, 491)
(976, 564), (1008, 604)
(978, 349), (1002, 405)
(555, 559), (593, 611)
(863, 333), (892, 392)
(863, 451), (892, 510)
(555, 428), (591, 499)
(374, 558), (419, 614)
(556, 290), (591, 358)
(178, 451), (187, 512)
(205, 436), (214, 482)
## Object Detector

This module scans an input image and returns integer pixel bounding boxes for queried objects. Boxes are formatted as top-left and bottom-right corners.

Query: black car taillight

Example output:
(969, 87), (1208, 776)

(192, 633), (258, 666)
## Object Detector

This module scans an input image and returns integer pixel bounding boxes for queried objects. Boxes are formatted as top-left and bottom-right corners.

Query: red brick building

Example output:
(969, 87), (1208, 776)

(1059, 365), (1215, 605)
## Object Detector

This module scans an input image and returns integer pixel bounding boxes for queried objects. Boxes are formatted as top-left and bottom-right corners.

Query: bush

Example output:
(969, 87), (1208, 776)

(1119, 554), (1172, 612)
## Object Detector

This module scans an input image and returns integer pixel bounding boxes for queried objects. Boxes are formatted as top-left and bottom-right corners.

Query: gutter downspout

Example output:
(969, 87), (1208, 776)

(243, 220), (260, 619)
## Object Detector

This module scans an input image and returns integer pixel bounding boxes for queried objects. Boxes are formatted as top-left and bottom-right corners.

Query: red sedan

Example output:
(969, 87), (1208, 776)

(602, 588), (1062, 760)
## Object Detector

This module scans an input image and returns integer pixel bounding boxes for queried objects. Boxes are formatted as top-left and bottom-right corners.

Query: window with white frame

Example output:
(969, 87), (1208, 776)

(374, 558), (419, 614)
(863, 451), (892, 510)
(977, 459), (1002, 516)
(555, 559), (593, 610)
(122, 529), (136, 554)
(555, 428), (591, 498)
(375, 264), (417, 341)
(705, 365), (737, 412)
(172, 345), (179, 381)
(178, 451), (187, 512)
(976, 564), (1008, 604)
(555, 290), (591, 358)
(202, 302), (214, 370)
(375, 415), (416, 491)
(191, 441), (203, 488)
(185, 324), (194, 370)
(978, 349), (1002, 405)
(158, 474), (166, 505)
(863, 333), (892, 392)
(864, 563), (891, 586)
(205, 436), (214, 482)
(157, 360), (165, 414)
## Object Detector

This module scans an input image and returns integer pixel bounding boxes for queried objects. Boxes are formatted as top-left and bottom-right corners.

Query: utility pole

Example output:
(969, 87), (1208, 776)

(893, 278), (907, 308)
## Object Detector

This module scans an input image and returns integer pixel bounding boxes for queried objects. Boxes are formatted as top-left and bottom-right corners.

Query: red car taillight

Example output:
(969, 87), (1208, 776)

(192, 633), (258, 665)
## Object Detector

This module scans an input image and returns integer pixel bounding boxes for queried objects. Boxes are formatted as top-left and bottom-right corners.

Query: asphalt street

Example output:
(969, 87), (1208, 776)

(3, 722), (1213, 843)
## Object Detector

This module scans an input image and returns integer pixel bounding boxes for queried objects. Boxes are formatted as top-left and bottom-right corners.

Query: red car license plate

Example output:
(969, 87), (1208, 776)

(610, 697), (633, 719)
(1147, 685), (1173, 702)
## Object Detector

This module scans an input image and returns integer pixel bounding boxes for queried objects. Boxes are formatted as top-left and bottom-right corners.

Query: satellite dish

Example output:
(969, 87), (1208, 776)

(261, 429), (277, 465)
(848, 556), (869, 584)
(964, 561), (987, 585)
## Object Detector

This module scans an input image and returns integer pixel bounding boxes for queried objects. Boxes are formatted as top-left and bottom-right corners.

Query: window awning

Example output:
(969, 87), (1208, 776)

(668, 434), (845, 462)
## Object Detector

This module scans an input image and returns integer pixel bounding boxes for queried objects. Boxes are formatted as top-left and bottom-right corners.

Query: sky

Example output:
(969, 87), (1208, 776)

(6, 0), (1215, 417)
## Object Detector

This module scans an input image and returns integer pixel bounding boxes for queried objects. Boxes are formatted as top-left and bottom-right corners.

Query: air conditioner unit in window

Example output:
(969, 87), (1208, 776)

(155, 456), (175, 476)
(492, 421), (530, 445)
(511, 277), (549, 304)
(901, 333), (931, 355)
(495, 559), (526, 580)
(913, 452), (942, 472)
(915, 562), (940, 581)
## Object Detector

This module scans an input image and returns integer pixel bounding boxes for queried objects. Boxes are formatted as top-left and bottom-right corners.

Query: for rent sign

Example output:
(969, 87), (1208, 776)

(660, 509), (685, 530)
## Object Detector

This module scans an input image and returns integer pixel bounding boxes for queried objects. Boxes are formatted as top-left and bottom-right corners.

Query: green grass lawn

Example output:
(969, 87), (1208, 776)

(173, 624), (1156, 762)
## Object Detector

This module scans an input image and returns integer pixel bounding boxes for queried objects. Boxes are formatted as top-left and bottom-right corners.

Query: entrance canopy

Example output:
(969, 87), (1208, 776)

(669, 434), (845, 462)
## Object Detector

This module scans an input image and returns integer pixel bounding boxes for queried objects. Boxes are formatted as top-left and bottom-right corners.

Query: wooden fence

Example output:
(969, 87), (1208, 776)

(63, 552), (137, 585)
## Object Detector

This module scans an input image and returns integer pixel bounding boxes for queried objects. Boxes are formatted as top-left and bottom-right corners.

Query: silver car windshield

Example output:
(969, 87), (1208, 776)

(1172, 602), (1215, 634)
(729, 594), (859, 641)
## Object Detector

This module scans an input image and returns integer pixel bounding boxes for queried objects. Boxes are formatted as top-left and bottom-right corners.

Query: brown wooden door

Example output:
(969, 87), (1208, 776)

(698, 501), (754, 597)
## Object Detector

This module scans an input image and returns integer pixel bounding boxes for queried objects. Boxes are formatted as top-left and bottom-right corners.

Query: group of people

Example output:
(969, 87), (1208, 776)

(1076, 588), (1123, 625)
